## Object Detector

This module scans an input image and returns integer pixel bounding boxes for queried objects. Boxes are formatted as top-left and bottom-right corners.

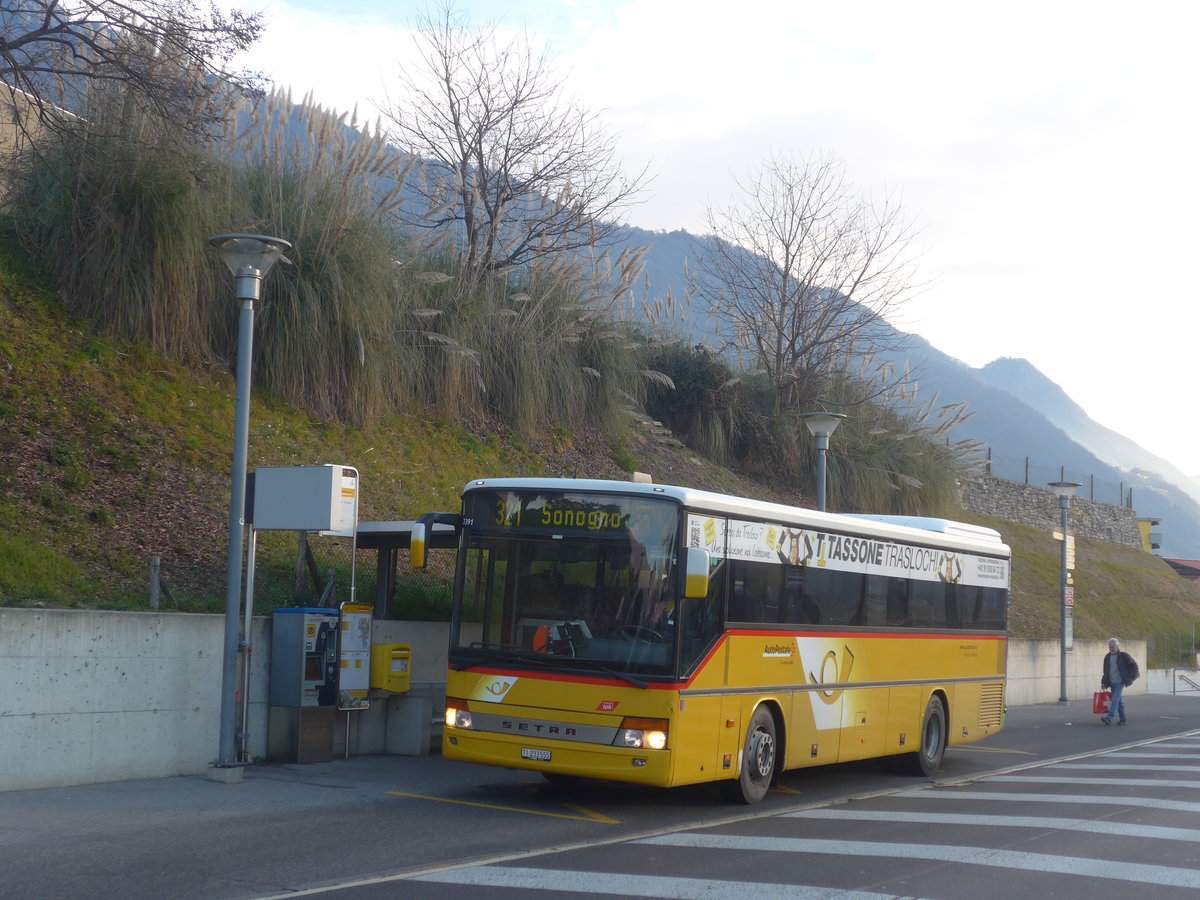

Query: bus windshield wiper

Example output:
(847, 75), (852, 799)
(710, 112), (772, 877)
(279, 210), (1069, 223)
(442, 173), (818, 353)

(547, 655), (648, 689)
(454, 644), (583, 672)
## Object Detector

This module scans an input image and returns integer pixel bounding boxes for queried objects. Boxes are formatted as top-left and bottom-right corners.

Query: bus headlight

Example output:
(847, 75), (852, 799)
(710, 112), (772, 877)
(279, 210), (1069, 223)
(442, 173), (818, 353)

(445, 698), (472, 730)
(616, 717), (668, 750)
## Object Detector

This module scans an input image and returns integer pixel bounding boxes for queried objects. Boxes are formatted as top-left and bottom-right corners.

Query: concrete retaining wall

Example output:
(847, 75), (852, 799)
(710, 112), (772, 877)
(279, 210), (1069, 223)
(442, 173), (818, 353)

(1004, 638), (1145, 706)
(0, 608), (454, 792)
(0, 607), (1147, 792)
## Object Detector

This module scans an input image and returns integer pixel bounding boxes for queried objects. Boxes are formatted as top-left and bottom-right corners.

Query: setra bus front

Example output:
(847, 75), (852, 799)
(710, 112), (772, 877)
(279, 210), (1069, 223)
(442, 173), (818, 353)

(412, 479), (714, 788)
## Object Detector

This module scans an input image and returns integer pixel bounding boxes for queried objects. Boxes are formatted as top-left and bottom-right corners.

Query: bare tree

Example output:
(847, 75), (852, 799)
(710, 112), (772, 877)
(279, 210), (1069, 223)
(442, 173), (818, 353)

(0, 1), (264, 145)
(693, 153), (919, 414)
(382, 4), (647, 273)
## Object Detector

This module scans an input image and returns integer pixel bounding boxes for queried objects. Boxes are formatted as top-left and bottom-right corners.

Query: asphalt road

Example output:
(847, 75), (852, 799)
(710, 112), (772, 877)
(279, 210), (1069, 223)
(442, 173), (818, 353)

(3, 693), (1199, 900)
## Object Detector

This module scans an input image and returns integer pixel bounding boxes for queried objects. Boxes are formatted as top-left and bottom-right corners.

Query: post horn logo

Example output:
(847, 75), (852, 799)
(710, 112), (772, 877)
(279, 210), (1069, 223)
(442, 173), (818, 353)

(809, 646), (855, 703)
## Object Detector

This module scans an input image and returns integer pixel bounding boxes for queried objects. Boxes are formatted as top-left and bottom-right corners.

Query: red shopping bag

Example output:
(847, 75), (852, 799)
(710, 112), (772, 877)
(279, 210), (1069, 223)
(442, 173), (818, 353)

(1093, 691), (1112, 715)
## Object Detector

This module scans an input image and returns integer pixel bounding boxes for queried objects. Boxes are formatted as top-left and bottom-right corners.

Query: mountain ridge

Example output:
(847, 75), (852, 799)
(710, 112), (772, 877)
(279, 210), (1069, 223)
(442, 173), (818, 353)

(605, 224), (1200, 557)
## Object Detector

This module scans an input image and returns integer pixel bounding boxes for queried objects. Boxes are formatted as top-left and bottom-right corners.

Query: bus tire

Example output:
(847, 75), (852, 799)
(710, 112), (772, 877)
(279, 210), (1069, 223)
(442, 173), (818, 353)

(721, 706), (776, 804)
(903, 694), (947, 776)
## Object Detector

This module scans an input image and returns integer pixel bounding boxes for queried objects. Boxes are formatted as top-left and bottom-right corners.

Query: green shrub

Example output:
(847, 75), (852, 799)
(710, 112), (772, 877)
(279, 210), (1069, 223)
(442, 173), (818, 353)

(391, 574), (453, 621)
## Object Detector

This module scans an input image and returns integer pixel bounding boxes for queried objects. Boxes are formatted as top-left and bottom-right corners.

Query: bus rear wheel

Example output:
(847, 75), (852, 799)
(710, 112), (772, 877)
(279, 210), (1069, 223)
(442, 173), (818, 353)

(899, 695), (946, 776)
(722, 706), (776, 804)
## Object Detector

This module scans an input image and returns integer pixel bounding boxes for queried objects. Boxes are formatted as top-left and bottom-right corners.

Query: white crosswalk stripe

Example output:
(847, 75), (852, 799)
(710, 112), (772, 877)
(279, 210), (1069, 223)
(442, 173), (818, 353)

(899, 788), (1200, 813)
(783, 808), (1200, 842)
(635, 833), (1200, 889)
(987, 773), (1200, 787)
(413, 866), (936, 899)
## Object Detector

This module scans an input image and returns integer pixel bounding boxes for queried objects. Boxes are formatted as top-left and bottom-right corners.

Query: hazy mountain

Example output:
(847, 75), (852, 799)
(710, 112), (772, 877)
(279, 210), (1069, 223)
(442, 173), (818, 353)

(604, 225), (1200, 557)
(976, 358), (1200, 507)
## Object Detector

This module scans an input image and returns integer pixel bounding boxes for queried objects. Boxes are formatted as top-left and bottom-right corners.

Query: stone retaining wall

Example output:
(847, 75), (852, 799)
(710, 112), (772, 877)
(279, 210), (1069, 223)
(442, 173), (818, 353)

(957, 472), (1142, 548)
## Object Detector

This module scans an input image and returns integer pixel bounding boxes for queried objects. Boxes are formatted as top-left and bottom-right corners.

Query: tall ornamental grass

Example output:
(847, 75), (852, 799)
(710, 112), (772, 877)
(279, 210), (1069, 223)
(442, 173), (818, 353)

(402, 245), (649, 438)
(225, 92), (417, 423)
(5, 86), (229, 361)
(643, 340), (967, 515)
(2, 86), (653, 440)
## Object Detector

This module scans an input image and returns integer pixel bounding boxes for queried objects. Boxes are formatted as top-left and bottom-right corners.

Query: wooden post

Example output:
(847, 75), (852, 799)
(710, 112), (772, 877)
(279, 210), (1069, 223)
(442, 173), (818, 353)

(149, 556), (161, 610)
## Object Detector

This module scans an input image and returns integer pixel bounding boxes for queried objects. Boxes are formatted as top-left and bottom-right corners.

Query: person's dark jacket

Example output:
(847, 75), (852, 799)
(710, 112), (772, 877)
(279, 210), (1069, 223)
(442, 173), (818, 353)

(1101, 650), (1140, 688)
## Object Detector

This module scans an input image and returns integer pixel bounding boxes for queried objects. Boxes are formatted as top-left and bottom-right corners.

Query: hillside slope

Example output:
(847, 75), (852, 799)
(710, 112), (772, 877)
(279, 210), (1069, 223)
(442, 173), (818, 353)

(3, 254), (1200, 663)
(0, 255), (794, 608)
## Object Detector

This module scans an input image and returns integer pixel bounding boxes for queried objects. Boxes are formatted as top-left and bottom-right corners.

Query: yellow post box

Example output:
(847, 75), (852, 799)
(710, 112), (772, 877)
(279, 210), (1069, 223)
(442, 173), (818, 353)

(370, 643), (411, 693)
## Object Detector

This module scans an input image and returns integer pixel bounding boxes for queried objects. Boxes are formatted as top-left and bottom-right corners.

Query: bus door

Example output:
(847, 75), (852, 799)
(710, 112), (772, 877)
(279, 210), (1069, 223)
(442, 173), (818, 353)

(792, 637), (849, 766)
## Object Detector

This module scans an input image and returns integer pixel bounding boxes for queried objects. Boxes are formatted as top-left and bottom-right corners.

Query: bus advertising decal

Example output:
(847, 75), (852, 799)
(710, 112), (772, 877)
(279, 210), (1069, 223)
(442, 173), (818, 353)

(687, 514), (1008, 587)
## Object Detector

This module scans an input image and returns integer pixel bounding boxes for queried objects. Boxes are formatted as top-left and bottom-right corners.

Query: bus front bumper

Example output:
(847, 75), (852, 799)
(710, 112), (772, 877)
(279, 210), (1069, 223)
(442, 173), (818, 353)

(442, 728), (673, 786)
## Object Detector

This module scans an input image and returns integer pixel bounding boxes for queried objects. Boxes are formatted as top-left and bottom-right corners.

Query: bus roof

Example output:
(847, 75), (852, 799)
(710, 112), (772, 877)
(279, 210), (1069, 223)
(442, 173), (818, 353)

(461, 477), (1010, 557)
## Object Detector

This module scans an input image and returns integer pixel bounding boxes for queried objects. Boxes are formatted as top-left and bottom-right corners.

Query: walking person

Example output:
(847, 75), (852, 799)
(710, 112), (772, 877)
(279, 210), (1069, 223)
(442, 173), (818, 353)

(1100, 637), (1140, 725)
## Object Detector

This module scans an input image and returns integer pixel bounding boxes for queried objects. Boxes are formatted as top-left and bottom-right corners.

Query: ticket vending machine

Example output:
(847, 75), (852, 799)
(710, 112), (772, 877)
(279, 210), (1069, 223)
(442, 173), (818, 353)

(268, 608), (338, 762)
(270, 608), (338, 706)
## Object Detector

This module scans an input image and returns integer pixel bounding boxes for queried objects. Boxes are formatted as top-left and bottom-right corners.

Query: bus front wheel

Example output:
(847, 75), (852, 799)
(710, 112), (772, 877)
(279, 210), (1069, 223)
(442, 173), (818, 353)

(722, 706), (776, 804)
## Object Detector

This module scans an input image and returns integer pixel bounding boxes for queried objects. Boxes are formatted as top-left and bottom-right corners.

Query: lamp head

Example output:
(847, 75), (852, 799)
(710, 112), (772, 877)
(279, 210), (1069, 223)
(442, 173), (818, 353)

(1047, 480), (1082, 500)
(208, 233), (292, 277)
(800, 411), (847, 439)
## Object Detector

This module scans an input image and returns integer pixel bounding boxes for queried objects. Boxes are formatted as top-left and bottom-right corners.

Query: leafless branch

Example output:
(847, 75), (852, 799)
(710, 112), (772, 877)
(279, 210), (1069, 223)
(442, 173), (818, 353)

(380, 3), (649, 274)
(0, 0), (264, 148)
(693, 152), (921, 414)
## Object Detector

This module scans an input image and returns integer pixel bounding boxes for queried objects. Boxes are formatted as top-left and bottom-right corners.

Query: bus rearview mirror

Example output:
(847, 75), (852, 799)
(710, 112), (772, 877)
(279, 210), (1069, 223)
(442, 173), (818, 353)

(410, 522), (427, 569)
(684, 547), (710, 599)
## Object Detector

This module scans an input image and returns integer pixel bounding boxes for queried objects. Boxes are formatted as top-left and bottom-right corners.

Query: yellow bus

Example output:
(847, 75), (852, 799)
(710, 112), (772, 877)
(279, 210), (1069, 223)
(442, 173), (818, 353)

(412, 477), (1010, 803)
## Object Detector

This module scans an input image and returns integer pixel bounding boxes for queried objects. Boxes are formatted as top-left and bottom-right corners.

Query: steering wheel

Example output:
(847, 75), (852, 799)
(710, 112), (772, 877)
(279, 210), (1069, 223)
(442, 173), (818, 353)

(621, 624), (664, 643)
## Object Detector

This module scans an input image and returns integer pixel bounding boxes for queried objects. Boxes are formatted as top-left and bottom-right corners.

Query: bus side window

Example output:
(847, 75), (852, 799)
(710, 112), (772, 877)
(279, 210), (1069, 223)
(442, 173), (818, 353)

(726, 559), (782, 623)
(887, 578), (909, 626)
(944, 582), (961, 628)
(728, 574), (757, 622)
(864, 574), (888, 626)
(909, 579), (946, 628)
(801, 567), (864, 626)
(979, 586), (1007, 630)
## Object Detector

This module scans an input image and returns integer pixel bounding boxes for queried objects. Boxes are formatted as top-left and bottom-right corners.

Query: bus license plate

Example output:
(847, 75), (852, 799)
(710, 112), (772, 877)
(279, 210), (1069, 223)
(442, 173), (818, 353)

(521, 748), (551, 762)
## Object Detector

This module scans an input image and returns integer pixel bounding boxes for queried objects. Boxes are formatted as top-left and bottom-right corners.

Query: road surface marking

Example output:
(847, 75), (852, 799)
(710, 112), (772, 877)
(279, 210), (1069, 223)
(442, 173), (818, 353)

(785, 808), (1200, 841)
(388, 791), (618, 823)
(412, 866), (936, 898)
(637, 833), (1200, 888)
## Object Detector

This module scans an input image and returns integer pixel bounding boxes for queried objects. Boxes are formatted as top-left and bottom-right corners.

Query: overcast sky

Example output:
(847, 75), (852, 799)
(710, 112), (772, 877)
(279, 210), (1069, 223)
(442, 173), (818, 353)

(235, 0), (1200, 477)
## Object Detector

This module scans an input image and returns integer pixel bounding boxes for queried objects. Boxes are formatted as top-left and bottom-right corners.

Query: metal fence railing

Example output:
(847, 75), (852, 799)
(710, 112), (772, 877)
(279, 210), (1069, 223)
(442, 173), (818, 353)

(983, 451), (1135, 508)
(1170, 669), (1200, 694)
(1148, 632), (1200, 670)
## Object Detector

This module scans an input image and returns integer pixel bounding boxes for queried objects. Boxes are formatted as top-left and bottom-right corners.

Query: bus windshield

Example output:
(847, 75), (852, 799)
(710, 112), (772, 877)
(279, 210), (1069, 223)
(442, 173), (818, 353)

(450, 489), (686, 680)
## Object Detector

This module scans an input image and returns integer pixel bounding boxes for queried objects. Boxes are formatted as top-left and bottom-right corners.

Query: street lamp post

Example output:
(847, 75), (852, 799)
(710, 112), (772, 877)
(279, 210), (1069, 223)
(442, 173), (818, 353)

(800, 412), (846, 512)
(1049, 480), (1081, 703)
(208, 234), (292, 774)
